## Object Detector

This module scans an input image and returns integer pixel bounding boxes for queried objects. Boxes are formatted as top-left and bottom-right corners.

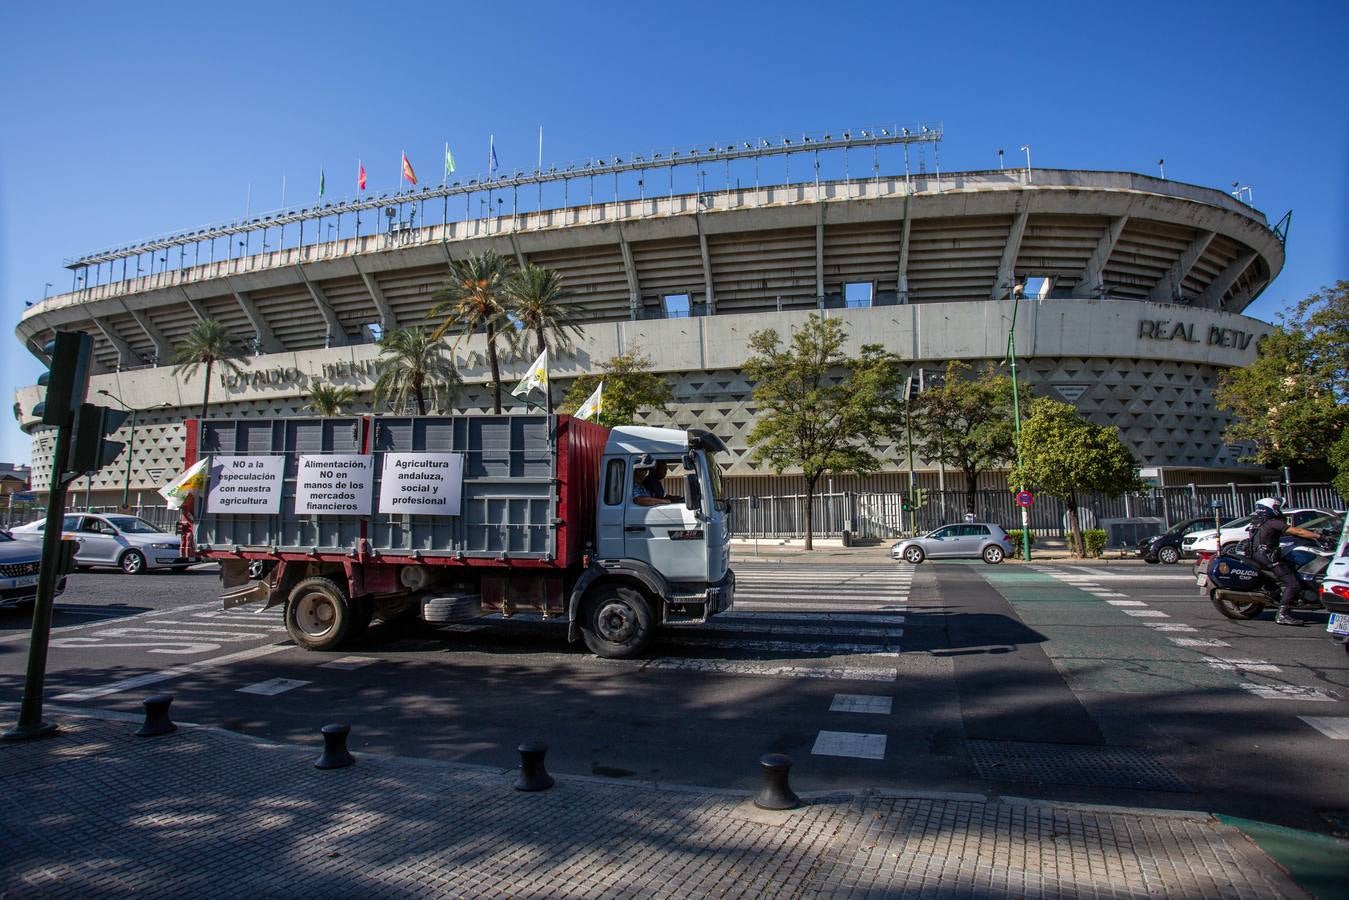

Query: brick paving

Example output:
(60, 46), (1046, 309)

(1, 715), (1308, 898)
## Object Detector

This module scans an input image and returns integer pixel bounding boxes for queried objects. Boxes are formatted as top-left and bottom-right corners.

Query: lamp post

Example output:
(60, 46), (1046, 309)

(1019, 145), (1032, 182)
(97, 390), (168, 508)
(1006, 285), (1031, 561)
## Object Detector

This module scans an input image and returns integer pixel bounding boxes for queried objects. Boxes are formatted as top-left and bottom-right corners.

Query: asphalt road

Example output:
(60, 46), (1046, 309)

(1, 556), (1346, 838)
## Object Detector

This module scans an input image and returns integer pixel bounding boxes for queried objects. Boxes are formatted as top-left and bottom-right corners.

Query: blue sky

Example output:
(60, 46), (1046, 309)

(2, 0), (1346, 466)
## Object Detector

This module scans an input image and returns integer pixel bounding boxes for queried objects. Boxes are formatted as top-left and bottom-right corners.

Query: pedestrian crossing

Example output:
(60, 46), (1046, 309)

(45, 601), (285, 657)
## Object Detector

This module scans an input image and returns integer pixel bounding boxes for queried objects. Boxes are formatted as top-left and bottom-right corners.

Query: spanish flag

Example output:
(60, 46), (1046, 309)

(402, 151), (417, 186)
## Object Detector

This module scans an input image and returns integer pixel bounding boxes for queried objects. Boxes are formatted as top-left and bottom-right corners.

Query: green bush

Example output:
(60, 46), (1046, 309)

(1007, 530), (1036, 559)
(1083, 528), (1107, 558)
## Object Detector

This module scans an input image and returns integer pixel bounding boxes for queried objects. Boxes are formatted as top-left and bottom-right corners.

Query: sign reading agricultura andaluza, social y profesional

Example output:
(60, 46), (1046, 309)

(295, 455), (374, 515)
(206, 455), (285, 514)
(378, 452), (465, 515)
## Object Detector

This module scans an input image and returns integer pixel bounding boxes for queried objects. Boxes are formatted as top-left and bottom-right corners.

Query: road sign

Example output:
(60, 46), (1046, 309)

(9, 491), (35, 503)
(1015, 491), (1035, 508)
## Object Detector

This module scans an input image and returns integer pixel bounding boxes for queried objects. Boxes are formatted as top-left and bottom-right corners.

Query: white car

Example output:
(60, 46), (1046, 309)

(1181, 508), (1333, 556)
(1321, 513), (1349, 652)
(10, 513), (193, 574)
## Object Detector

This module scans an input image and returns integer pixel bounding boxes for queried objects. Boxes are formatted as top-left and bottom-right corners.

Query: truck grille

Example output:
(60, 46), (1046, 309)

(0, 561), (40, 578)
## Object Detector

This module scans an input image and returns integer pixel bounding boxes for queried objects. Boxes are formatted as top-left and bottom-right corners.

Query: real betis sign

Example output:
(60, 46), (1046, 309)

(1138, 319), (1255, 350)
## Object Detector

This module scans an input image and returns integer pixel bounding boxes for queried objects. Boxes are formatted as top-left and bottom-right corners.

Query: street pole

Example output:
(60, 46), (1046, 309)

(121, 407), (138, 508)
(905, 377), (915, 535)
(1007, 294), (1031, 562)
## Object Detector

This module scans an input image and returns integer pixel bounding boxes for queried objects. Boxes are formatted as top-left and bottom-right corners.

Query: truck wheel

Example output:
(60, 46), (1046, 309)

(285, 577), (352, 651)
(1158, 546), (1180, 565)
(580, 585), (653, 659)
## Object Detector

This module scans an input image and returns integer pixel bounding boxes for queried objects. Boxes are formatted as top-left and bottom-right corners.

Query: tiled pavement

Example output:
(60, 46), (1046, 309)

(1, 712), (1310, 898)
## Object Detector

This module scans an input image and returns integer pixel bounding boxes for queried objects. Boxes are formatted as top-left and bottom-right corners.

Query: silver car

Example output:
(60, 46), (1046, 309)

(11, 513), (192, 574)
(0, 530), (65, 610)
(891, 522), (1015, 564)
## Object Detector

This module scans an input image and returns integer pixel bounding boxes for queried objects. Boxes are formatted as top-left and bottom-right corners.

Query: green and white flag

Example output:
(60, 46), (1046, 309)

(511, 349), (548, 398)
(575, 381), (603, 422)
(319, 168), (325, 197)
(444, 143), (456, 179)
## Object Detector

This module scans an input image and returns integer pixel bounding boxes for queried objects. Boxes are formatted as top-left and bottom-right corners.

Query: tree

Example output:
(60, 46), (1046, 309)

(307, 381), (357, 416)
(1008, 398), (1142, 557)
(504, 263), (582, 410)
(1329, 430), (1349, 501)
(171, 319), (246, 425)
(430, 250), (515, 413)
(908, 360), (1026, 514)
(1216, 281), (1349, 468)
(372, 326), (460, 415)
(559, 345), (673, 428)
(742, 314), (904, 550)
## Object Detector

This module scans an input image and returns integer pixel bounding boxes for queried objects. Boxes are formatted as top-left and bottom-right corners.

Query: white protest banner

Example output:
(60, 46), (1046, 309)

(378, 452), (465, 516)
(206, 455), (285, 514)
(295, 455), (374, 515)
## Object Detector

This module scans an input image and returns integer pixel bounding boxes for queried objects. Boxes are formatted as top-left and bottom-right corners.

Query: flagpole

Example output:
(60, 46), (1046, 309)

(488, 134), (494, 217)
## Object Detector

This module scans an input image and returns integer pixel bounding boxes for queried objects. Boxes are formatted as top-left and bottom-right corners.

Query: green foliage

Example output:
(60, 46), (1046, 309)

(1329, 430), (1349, 501)
(1083, 528), (1107, 558)
(430, 250), (514, 413)
(909, 360), (1027, 514)
(504, 264), (581, 357)
(559, 345), (672, 428)
(307, 382), (358, 416)
(1007, 529), (1036, 559)
(743, 314), (904, 549)
(1215, 281), (1349, 467)
(1008, 397), (1142, 557)
(372, 327), (460, 415)
(171, 319), (247, 423)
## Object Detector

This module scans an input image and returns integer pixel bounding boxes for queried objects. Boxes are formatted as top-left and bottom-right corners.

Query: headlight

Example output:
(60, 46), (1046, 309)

(150, 542), (178, 550)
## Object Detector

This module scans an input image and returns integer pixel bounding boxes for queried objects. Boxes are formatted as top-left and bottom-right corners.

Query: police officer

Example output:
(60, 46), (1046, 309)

(1249, 497), (1320, 626)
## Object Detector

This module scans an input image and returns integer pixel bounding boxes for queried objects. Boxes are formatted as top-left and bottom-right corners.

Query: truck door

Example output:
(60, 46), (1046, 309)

(623, 457), (707, 583)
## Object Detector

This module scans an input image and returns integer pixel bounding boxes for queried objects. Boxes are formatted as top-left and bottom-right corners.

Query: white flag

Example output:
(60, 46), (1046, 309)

(575, 381), (603, 422)
(510, 348), (549, 398)
(159, 458), (209, 510)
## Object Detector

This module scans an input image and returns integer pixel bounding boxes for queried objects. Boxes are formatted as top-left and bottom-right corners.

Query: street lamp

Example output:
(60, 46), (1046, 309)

(1005, 282), (1031, 561)
(1019, 145), (1032, 182)
(97, 390), (170, 508)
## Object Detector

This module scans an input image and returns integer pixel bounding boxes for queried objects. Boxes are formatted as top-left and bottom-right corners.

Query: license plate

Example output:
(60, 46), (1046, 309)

(1328, 613), (1349, 636)
(1195, 573), (1208, 588)
(10, 575), (37, 588)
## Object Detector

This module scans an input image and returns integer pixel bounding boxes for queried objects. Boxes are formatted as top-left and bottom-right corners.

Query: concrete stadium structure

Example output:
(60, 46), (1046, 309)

(15, 133), (1287, 507)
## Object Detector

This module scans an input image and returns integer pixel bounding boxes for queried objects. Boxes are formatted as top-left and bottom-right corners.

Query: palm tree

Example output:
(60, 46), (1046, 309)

(372, 326), (460, 415)
(504, 264), (581, 410)
(430, 250), (514, 413)
(171, 319), (246, 425)
(307, 381), (358, 416)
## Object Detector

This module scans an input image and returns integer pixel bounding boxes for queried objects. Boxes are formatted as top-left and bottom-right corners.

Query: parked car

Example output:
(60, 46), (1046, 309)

(1320, 514), (1349, 654)
(1181, 508), (1334, 557)
(0, 530), (65, 611)
(1137, 516), (1213, 564)
(892, 523), (1014, 564)
(10, 513), (193, 574)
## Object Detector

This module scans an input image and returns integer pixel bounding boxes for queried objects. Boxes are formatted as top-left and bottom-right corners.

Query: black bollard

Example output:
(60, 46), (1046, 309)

(315, 723), (355, 770)
(514, 741), (555, 791)
(754, 753), (801, 810)
(134, 694), (177, 737)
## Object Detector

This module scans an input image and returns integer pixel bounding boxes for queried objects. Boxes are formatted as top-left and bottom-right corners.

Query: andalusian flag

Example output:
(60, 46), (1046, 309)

(319, 168), (325, 197)
(575, 381), (603, 422)
(401, 151), (417, 186)
(444, 143), (456, 178)
(511, 349), (549, 398)
(159, 458), (209, 510)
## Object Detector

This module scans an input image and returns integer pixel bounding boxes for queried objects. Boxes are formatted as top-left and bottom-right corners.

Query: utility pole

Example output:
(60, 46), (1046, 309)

(1007, 290), (1031, 561)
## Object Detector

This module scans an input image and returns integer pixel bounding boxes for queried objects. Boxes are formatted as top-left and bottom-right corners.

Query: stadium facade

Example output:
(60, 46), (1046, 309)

(14, 130), (1286, 507)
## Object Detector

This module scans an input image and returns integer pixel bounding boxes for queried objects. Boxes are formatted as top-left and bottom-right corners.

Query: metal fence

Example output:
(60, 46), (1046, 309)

(3, 504), (181, 532)
(730, 482), (1347, 540)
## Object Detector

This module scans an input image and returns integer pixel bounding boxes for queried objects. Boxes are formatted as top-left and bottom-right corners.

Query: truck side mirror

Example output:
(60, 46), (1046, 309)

(685, 473), (702, 511)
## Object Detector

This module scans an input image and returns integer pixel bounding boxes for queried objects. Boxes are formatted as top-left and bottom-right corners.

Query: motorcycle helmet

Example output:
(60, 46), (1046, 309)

(1252, 497), (1284, 519)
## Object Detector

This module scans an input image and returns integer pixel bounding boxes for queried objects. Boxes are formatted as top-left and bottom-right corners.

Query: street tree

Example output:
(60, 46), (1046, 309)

(1329, 430), (1349, 501)
(743, 314), (904, 550)
(430, 250), (514, 413)
(372, 326), (460, 415)
(504, 263), (582, 409)
(1216, 281), (1349, 469)
(1008, 398), (1142, 557)
(171, 319), (247, 425)
(559, 345), (673, 428)
(909, 360), (1026, 514)
(307, 381), (358, 416)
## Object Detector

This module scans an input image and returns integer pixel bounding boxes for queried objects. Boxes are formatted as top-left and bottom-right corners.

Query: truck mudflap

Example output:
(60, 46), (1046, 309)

(218, 558), (286, 611)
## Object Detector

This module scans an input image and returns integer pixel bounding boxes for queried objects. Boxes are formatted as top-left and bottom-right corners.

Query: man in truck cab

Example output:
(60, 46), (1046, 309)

(632, 458), (678, 507)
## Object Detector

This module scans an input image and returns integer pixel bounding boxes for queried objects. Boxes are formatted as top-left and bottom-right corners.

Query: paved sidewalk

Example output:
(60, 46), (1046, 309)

(2, 710), (1313, 898)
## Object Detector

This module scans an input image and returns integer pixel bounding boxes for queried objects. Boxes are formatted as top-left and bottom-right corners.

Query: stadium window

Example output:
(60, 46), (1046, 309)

(844, 281), (874, 308)
(662, 293), (691, 318)
(363, 322), (384, 342)
(1022, 276), (1054, 300)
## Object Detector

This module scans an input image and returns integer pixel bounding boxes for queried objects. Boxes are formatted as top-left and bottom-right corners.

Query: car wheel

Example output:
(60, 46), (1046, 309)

(903, 546), (925, 564)
(119, 550), (147, 575)
(982, 545), (1005, 564)
(1158, 546), (1181, 565)
(1219, 541), (1241, 556)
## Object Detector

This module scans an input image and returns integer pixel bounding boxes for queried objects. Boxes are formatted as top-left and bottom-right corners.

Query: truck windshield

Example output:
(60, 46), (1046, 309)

(705, 451), (727, 509)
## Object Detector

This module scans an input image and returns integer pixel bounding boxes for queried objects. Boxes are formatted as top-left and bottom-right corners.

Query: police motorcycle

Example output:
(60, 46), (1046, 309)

(1206, 518), (1337, 621)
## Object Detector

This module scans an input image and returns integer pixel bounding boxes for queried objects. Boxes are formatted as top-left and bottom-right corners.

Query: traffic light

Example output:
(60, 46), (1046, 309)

(32, 332), (93, 426)
(68, 403), (130, 475)
(914, 488), (929, 509)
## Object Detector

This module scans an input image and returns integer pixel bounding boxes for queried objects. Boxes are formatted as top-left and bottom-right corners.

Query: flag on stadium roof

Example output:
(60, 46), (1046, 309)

(401, 151), (417, 186)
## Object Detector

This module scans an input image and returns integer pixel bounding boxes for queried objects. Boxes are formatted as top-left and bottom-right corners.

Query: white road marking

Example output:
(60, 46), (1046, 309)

(1169, 638), (1232, 648)
(48, 638), (221, 655)
(92, 627), (270, 641)
(811, 730), (887, 760)
(1240, 684), (1336, 702)
(698, 622), (902, 638)
(54, 642), (292, 702)
(1204, 657), (1281, 673)
(318, 656), (380, 670)
(1106, 600), (1148, 607)
(1144, 623), (1198, 632)
(720, 612), (906, 626)
(1093, 593), (1131, 598)
(1298, 716), (1349, 739)
(237, 678), (309, 696)
(1123, 609), (1170, 618)
(669, 636), (899, 656)
(829, 694), (893, 715)
(633, 658), (898, 682)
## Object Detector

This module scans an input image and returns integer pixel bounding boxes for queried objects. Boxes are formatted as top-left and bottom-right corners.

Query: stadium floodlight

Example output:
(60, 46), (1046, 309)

(843, 131), (850, 139)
